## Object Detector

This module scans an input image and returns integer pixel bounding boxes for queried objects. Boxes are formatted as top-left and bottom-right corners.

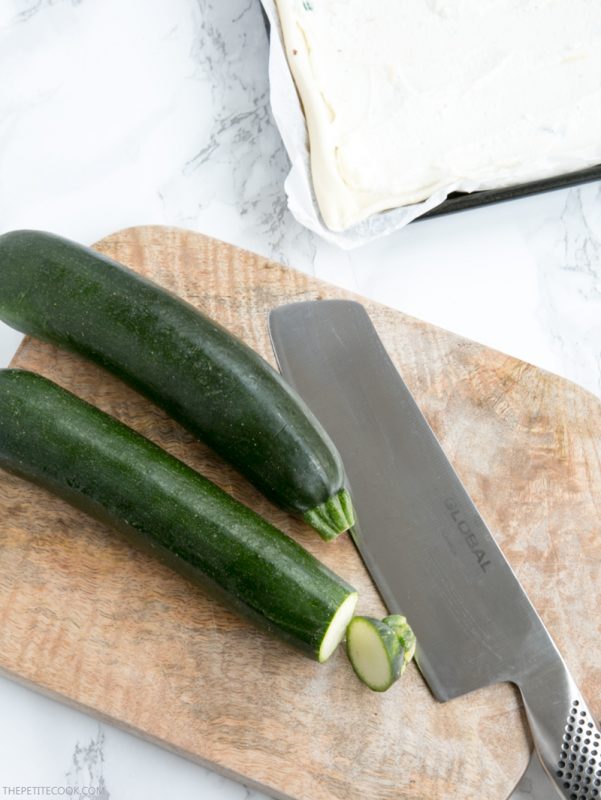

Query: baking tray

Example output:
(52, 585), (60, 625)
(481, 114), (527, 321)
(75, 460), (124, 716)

(421, 164), (601, 220)
(261, 6), (601, 225)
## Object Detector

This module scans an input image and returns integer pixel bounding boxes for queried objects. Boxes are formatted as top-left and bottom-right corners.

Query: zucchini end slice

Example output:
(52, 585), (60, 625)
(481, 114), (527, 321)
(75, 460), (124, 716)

(304, 488), (355, 541)
(346, 617), (400, 691)
(318, 591), (358, 663)
(346, 615), (416, 691)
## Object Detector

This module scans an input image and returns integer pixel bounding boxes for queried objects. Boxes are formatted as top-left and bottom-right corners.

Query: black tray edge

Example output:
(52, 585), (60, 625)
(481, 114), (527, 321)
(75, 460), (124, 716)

(420, 165), (601, 220)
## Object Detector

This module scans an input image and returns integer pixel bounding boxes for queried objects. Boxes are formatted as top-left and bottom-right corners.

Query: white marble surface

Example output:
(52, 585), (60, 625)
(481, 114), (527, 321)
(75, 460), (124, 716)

(0, 0), (600, 796)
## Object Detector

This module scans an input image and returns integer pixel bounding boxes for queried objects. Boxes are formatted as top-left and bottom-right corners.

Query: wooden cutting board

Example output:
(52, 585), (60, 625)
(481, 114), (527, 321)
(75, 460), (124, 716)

(1, 225), (600, 799)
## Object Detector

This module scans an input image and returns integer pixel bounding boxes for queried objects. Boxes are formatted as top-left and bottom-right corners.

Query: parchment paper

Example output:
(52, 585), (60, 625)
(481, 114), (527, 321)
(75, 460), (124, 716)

(261, 0), (477, 249)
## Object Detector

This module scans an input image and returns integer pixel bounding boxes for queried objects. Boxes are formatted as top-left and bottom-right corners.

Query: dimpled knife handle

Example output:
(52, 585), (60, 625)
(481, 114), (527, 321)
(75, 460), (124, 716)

(517, 657), (601, 800)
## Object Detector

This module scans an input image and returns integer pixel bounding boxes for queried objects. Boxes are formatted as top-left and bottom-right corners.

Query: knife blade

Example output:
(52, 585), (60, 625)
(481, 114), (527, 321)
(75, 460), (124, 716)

(269, 299), (600, 800)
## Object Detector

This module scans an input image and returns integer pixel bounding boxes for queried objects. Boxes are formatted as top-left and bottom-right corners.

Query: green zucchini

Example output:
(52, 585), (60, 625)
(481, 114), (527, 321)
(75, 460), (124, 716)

(346, 614), (416, 691)
(0, 369), (357, 661)
(0, 230), (354, 541)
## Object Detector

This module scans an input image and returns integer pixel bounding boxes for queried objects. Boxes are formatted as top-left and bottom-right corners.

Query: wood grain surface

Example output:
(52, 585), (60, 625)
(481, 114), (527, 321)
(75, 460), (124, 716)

(0, 225), (600, 799)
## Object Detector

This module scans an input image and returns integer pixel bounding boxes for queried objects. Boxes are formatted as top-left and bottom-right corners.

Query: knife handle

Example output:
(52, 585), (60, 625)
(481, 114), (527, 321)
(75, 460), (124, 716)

(517, 659), (600, 799)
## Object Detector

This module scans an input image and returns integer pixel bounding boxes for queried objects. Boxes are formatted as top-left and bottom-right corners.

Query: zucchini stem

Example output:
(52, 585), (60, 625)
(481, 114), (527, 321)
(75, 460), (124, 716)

(304, 488), (355, 541)
(383, 614), (416, 668)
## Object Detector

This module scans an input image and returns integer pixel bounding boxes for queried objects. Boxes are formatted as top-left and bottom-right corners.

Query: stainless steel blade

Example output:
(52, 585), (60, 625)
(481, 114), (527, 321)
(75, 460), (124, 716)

(270, 300), (600, 800)
(270, 299), (549, 700)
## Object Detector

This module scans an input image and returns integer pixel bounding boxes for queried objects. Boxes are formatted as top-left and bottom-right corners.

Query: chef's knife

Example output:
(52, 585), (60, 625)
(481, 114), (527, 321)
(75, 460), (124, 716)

(269, 300), (600, 800)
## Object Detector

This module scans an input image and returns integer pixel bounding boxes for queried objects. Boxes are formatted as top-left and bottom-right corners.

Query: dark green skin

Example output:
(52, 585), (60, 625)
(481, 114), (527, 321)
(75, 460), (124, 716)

(0, 369), (356, 659)
(0, 230), (346, 519)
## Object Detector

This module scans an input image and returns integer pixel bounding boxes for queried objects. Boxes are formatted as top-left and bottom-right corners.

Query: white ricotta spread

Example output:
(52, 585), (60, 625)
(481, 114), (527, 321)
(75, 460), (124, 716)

(275, 0), (601, 231)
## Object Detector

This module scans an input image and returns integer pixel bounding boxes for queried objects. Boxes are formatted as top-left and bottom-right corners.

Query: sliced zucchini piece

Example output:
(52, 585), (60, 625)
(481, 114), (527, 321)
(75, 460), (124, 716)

(346, 614), (416, 692)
